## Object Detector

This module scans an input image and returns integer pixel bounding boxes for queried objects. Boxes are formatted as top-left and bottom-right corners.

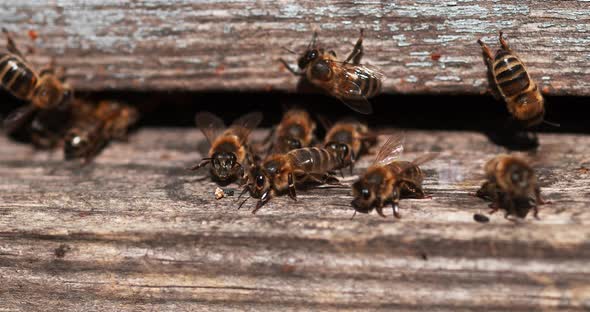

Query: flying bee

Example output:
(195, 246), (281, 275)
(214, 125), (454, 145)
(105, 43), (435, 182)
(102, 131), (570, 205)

(279, 29), (385, 114)
(322, 118), (377, 174)
(478, 31), (552, 128)
(476, 154), (550, 219)
(240, 145), (349, 213)
(351, 135), (437, 219)
(269, 108), (316, 154)
(191, 111), (263, 184)
(1, 28), (73, 143)
(64, 100), (139, 161)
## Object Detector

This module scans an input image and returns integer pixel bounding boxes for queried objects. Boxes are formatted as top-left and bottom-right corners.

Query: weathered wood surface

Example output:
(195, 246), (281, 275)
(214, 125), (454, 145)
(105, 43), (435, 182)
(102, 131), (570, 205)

(1, 1), (590, 95)
(1, 128), (590, 311)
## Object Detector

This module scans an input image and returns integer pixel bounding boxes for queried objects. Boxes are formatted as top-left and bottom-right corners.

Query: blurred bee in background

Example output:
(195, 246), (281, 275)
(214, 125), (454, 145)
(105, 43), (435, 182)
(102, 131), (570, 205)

(267, 108), (316, 154)
(476, 154), (550, 219)
(351, 135), (436, 219)
(1, 28), (73, 147)
(191, 112), (263, 185)
(279, 29), (385, 115)
(240, 145), (348, 213)
(321, 117), (377, 175)
(64, 100), (139, 162)
(478, 31), (555, 128)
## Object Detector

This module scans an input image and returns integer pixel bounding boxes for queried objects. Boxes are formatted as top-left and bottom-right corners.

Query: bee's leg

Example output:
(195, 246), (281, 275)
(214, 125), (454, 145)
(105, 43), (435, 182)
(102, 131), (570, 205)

(287, 172), (297, 201)
(328, 50), (337, 57)
(391, 201), (402, 219)
(375, 206), (387, 218)
(349, 151), (356, 175)
(2, 28), (27, 60)
(188, 158), (212, 171)
(350, 210), (357, 220)
(279, 58), (303, 76)
(498, 31), (512, 52)
(344, 29), (364, 65)
(534, 187), (551, 205)
(252, 190), (271, 214)
(488, 201), (500, 214)
(322, 174), (341, 185)
(477, 37), (502, 101)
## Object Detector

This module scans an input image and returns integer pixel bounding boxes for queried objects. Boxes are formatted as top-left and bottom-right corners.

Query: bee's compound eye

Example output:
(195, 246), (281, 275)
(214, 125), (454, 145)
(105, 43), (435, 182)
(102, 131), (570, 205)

(256, 175), (265, 187)
(362, 188), (370, 200)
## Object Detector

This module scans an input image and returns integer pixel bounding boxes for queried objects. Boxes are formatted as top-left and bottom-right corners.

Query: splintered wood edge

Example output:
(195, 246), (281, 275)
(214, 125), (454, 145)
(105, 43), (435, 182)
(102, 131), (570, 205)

(0, 1), (590, 95)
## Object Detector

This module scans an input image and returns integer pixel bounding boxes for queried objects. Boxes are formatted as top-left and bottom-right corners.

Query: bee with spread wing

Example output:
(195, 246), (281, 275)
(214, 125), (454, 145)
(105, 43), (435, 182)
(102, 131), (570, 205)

(280, 30), (385, 114)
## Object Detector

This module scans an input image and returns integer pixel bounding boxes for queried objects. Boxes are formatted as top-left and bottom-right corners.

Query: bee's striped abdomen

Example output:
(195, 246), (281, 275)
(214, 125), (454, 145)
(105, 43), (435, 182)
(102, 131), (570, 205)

(492, 51), (532, 98)
(354, 68), (381, 98)
(289, 147), (340, 174)
(387, 161), (424, 186)
(0, 54), (37, 100)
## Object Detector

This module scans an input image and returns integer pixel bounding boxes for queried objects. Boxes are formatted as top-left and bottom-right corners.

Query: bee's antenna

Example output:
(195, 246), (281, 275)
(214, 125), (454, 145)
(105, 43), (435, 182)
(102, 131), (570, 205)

(281, 46), (297, 54)
(307, 31), (318, 49)
(543, 119), (561, 127)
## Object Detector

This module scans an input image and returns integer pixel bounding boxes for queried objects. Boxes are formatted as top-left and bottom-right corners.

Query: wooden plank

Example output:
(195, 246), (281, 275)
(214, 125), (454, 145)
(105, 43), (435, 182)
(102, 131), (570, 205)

(1, 1), (590, 95)
(1, 128), (590, 311)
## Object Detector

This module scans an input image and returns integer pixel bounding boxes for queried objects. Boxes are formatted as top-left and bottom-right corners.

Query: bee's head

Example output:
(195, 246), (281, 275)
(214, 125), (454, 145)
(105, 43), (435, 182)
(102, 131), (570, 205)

(33, 76), (71, 110)
(351, 169), (393, 212)
(64, 129), (91, 160)
(210, 152), (240, 181)
(325, 142), (352, 166)
(505, 163), (535, 197)
(351, 179), (376, 212)
(247, 165), (272, 199)
(298, 49), (320, 69)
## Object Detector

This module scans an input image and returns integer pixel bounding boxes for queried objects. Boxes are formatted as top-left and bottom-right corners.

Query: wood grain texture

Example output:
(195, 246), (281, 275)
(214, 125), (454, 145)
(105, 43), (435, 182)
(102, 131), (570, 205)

(1, 1), (590, 95)
(1, 128), (590, 311)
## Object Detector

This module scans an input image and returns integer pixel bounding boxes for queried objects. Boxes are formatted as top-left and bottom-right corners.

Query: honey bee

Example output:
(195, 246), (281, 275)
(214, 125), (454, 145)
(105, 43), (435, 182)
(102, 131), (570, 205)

(279, 30), (385, 114)
(1, 28), (73, 139)
(191, 112), (263, 184)
(351, 135), (436, 219)
(476, 154), (549, 219)
(323, 118), (377, 174)
(241, 146), (348, 213)
(478, 31), (547, 128)
(64, 100), (139, 161)
(268, 108), (316, 154)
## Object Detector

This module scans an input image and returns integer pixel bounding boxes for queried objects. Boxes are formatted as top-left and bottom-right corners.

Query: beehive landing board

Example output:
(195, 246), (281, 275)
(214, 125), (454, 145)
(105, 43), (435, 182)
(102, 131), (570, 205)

(1, 1), (590, 95)
(1, 128), (590, 311)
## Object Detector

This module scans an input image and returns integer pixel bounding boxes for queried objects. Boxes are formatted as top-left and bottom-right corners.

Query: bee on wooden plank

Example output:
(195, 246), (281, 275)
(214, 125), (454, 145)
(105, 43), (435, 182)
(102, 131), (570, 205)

(240, 145), (349, 213)
(322, 117), (377, 175)
(476, 154), (550, 219)
(268, 108), (316, 154)
(280, 29), (385, 115)
(191, 112), (263, 184)
(478, 31), (550, 128)
(1, 28), (73, 146)
(64, 100), (139, 162)
(351, 135), (436, 219)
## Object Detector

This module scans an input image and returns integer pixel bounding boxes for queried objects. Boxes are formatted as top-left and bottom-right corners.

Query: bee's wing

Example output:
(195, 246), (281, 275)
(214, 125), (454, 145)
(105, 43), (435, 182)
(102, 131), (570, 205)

(230, 111), (263, 143)
(3, 105), (37, 134)
(412, 153), (439, 166)
(195, 111), (226, 145)
(332, 63), (386, 115)
(373, 134), (404, 166)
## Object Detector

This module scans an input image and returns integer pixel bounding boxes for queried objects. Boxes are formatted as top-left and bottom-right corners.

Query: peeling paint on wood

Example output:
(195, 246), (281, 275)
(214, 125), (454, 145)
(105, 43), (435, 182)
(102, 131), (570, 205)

(1, 129), (590, 310)
(0, 1), (589, 95)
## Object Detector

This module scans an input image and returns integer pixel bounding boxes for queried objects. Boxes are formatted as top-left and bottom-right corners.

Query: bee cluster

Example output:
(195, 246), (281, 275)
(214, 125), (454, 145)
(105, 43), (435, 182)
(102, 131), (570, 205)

(1, 29), (139, 162)
(2, 29), (551, 221)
